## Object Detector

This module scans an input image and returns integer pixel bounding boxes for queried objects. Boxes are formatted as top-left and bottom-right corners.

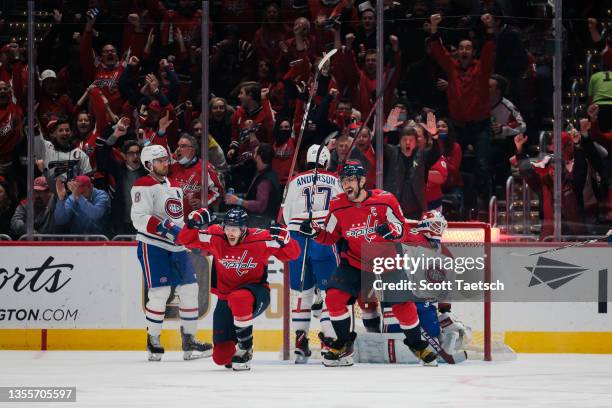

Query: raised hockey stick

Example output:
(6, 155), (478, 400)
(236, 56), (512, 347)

(280, 48), (338, 211)
(510, 230), (611, 257)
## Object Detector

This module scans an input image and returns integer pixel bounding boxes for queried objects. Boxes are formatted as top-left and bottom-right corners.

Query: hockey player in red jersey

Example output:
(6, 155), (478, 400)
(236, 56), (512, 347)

(299, 159), (439, 367)
(178, 207), (300, 370)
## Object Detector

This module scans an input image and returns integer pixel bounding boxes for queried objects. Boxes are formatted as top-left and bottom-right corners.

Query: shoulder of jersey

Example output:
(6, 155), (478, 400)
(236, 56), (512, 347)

(329, 193), (348, 209)
(244, 228), (271, 242)
(133, 175), (158, 188)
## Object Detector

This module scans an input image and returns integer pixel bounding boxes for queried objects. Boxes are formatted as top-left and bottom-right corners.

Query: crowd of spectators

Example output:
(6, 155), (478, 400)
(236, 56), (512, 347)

(0, 0), (609, 240)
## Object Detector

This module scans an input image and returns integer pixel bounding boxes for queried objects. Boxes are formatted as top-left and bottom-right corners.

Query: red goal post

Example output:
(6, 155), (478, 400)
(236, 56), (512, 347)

(281, 222), (494, 361)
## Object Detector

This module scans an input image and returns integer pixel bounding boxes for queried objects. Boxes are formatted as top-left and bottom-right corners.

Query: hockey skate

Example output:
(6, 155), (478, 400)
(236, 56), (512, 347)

(294, 330), (312, 364)
(318, 331), (333, 357)
(181, 327), (213, 360)
(405, 340), (439, 367)
(322, 332), (356, 367)
(147, 334), (164, 361)
(231, 345), (253, 371)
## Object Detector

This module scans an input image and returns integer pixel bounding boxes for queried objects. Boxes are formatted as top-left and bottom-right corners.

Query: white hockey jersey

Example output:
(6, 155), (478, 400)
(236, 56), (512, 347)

(130, 174), (186, 252)
(39, 139), (92, 182)
(282, 169), (343, 231)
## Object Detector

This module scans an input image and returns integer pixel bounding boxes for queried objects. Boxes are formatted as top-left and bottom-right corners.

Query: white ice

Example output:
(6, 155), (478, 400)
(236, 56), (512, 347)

(1, 351), (611, 408)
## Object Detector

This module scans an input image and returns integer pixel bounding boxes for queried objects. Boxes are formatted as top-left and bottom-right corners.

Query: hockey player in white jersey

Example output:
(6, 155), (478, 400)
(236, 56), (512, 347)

(282, 144), (343, 363)
(131, 144), (212, 361)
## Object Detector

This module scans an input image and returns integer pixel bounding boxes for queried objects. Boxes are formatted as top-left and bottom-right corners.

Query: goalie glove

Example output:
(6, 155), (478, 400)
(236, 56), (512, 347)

(438, 312), (472, 351)
(375, 222), (401, 240)
(186, 208), (214, 229)
(298, 219), (320, 238)
(156, 219), (181, 242)
(269, 222), (290, 247)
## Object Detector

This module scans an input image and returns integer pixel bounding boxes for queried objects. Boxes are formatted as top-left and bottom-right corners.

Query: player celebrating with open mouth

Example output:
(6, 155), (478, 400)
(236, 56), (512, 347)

(178, 207), (300, 371)
(299, 159), (439, 367)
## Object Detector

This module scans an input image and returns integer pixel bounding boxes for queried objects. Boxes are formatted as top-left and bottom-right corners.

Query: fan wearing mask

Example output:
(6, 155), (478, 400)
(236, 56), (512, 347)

(169, 133), (224, 216)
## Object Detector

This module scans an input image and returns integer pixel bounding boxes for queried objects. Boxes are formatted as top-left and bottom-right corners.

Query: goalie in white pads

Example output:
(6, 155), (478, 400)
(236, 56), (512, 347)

(130, 145), (212, 361)
(282, 144), (343, 363)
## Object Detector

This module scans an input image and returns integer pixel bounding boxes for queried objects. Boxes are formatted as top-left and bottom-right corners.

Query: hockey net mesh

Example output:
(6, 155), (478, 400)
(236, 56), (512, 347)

(283, 222), (516, 361)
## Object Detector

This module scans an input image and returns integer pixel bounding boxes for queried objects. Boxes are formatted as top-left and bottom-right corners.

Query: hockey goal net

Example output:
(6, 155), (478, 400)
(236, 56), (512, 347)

(281, 222), (515, 362)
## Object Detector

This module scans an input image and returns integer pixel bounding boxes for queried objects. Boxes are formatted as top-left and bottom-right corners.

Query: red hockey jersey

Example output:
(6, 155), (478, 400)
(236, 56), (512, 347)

(315, 189), (424, 269)
(169, 159), (223, 215)
(178, 224), (300, 299)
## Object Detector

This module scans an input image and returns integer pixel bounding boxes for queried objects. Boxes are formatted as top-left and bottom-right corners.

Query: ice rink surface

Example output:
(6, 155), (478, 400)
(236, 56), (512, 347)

(1, 351), (612, 408)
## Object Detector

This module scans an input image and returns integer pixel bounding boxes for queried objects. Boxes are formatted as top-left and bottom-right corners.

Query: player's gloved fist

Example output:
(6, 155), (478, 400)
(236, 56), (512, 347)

(375, 222), (400, 240)
(298, 219), (319, 238)
(186, 207), (213, 229)
(269, 222), (290, 246)
(157, 219), (181, 242)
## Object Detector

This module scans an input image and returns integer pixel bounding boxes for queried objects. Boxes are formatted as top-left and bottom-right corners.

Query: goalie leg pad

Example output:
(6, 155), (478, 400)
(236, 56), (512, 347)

(145, 286), (171, 336)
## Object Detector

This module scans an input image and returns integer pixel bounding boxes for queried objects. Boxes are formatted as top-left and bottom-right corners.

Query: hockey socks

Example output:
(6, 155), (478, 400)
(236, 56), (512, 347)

(228, 289), (256, 351)
(291, 288), (315, 333)
(362, 315), (381, 333)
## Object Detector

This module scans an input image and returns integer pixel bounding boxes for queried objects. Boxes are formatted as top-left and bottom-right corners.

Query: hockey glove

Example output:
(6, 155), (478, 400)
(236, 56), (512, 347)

(187, 208), (214, 229)
(375, 222), (401, 240)
(157, 219), (181, 242)
(298, 219), (319, 238)
(269, 222), (290, 247)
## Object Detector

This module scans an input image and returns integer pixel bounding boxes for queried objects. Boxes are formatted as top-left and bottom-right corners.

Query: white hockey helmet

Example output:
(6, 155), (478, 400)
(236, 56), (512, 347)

(141, 144), (169, 171)
(415, 210), (448, 240)
(306, 144), (331, 167)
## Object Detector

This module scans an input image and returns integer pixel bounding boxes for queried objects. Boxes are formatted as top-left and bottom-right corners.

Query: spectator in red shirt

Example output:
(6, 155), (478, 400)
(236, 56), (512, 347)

(36, 70), (75, 138)
(436, 118), (464, 217)
(428, 13), (496, 215)
(0, 81), (23, 178)
(332, 31), (401, 120)
(228, 83), (274, 158)
(253, 1), (291, 63)
(80, 12), (127, 117)
(271, 117), (296, 188)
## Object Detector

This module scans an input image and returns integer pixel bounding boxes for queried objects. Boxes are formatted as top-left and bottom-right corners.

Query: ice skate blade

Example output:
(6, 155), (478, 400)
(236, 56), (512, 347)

(322, 357), (353, 367)
(183, 349), (212, 360)
(422, 359), (438, 367)
(232, 362), (251, 371)
(147, 352), (163, 362)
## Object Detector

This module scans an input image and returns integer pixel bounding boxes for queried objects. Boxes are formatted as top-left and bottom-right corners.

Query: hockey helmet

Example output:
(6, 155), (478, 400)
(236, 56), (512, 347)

(140, 145), (168, 171)
(223, 207), (249, 228)
(416, 210), (448, 240)
(339, 159), (366, 180)
(306, 144), (331, 167)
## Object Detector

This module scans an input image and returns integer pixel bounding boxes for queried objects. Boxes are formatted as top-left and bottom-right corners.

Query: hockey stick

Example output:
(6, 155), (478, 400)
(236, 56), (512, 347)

(341, 65), (397, 166)
(420, 327), (461, 364)
(510, 230), (611, 257)
(280, 48), (338, 212)
(297, 136), (336, 302)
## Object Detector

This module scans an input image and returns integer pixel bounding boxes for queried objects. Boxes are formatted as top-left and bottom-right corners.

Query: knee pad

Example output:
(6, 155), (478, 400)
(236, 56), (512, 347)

(212, 340), (236, 366)
(227, 289), (255, 320)
(146, 286), (172, 312)
(176, 283), (199, 308)
(391, 302), (419, 329)
(325, 288), (352, 318)
(291, 287), (315, 313)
